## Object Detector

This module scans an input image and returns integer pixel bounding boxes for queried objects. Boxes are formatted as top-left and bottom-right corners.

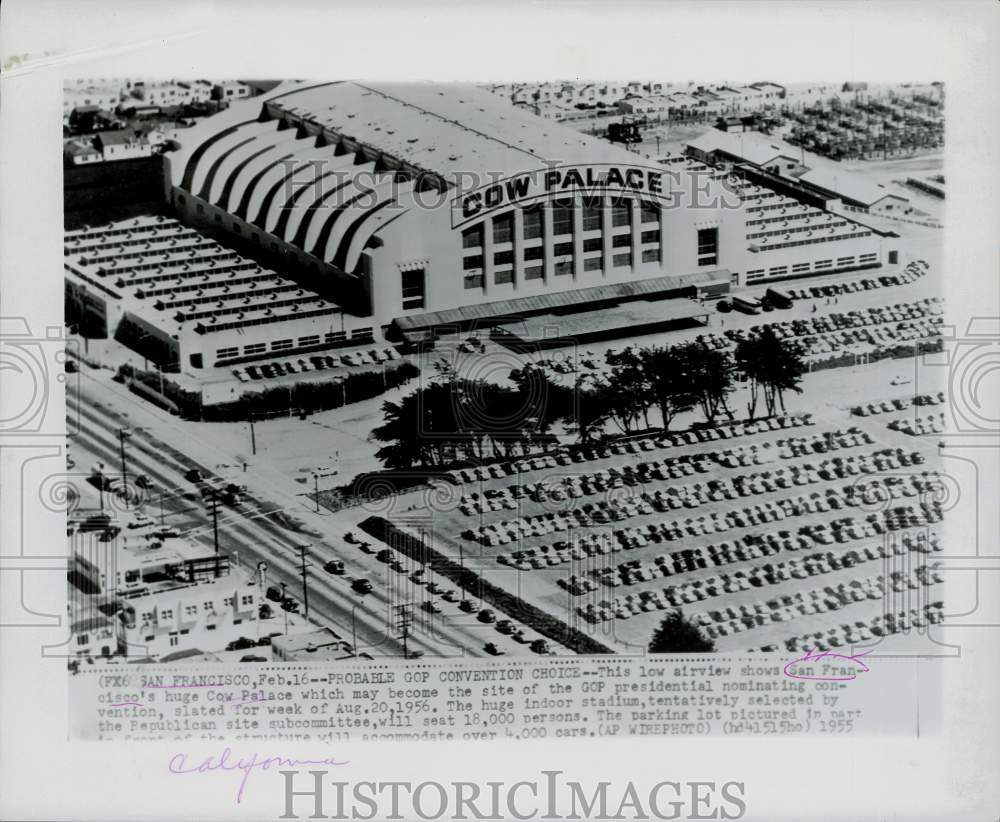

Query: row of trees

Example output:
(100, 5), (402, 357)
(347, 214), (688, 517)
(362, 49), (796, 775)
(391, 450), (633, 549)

(372, 330), (807, 469)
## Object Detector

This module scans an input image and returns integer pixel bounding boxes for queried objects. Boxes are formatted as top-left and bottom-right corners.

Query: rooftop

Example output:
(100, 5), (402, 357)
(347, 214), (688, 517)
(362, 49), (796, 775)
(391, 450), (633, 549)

(259, 81), (666, 181)
(686, 129), (800, 168)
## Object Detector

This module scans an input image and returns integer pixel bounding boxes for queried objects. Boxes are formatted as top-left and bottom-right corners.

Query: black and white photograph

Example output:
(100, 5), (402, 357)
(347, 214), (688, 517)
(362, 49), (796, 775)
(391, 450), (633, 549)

(2, 2), (998, 820)
(63, 77), (948, 664)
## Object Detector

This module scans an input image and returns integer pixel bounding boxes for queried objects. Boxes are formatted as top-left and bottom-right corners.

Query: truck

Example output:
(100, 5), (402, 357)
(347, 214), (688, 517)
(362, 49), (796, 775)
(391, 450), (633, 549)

(765, 287), (794, 310)
(732, 295), (763, 315)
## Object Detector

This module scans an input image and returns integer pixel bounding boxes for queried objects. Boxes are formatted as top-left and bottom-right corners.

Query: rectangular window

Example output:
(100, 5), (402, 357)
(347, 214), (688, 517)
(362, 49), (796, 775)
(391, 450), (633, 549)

(351, 328), (374, 340)
(494, 269), (514, 285)
(746, 270), (765, 281)
(554, 242), (573, 257)
(324, 331), (346, 344)
(523, 207), (543, 240)
(244, 342), (266, 355)
(697, 227), (719, 266)
(613, 252), (633, 268)
(836, 257), (855, 266)
(298, 334), (320, 347)
(641, 229), (659, 244)
(463, 255), (484, 271)
(554, 260), (573, 276)
(640, 202), (659, 224)
(814, 259), (833, 270)
(216, 347), (239, 360)
(612, 233), (631, 248)
(464, 273), (484, 289)
(552, 200), (573, 236)
(792, 262), (811, 273)
(582, 198), (603, 231)
(524, 245), (544, 261)
(494, 250), (514, 267)
(525, 265), (544, 281)
(611, 199), (630, 228)
(401, 268), (426, 310)
(642, 248), (660, 263)
(584, 257), (603, 272)
(271, 339), (293, 352)
(462, 225), (483, 249)
(583, 237), (602, 253)
(768, 266), (788, 276)
(492, 213), (513, 245)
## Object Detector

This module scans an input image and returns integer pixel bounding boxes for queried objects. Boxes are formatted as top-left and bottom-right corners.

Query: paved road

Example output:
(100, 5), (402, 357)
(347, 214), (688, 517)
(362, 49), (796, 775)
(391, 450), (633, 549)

(68, 372), (501, 660)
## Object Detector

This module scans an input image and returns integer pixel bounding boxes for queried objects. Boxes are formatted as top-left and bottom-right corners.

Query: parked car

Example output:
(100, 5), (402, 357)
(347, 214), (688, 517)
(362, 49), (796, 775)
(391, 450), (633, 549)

(226, 637), (257, 651)
(344, 531), (358, 544)
(135, 474), (152, 489)
(422, 600), (443, 614)
(530, 639), (551, 655)
(477, 609), (496, 624)
(185, 468), (203, 483)
(495, 620), (515, 635)
(459, 599), (479, 614)
(265, 586), (283, 602)
(352, 578), (373, 594)
(375, 548), (393, 563)
(442, 589), (460, 603)
(281, 599), (300, 613)
(484, 642), (506, 656)
(324, 560), (345, 575)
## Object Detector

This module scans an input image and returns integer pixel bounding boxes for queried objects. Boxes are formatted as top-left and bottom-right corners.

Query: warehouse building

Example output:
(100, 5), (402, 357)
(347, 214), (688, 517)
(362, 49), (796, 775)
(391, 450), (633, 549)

(164, 81), (749, 350)
(66, 82), (902, 375)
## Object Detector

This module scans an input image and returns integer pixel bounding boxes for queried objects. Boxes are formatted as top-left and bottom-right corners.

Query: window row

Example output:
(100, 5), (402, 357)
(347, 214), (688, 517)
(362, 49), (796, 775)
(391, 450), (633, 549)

(461, 200), (661, 249)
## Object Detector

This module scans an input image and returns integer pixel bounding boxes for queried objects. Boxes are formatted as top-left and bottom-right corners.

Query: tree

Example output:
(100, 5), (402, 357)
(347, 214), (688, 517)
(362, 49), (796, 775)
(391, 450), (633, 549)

(603, 347), (652, 433)
(649, 610), (715, 653)
(674, 341), (735, 425)
(638, 345), (697, 430)
(735, 327), (807, 418)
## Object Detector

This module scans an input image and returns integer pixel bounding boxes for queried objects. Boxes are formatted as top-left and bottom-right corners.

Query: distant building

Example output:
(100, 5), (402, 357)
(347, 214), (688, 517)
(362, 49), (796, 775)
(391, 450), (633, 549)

(94, 129), (153, 161)
(64, 138), (102, 166)
(272, 627), (352, 661)
(212, 81), (253, 102)
(617, 96), (672, 117)
(686, 129), (804, 175)
(119, 576), (260, 659)
(715, 115), (752, 133)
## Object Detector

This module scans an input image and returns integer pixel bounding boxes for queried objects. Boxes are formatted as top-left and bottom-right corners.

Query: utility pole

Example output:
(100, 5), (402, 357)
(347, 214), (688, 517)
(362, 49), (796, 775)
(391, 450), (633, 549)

(394, 604), (412, 659)
(249, 410), (257, 456)
(96, 463), (105, 513)
(118, 428), (131, 509)
(296, 545), (311, 620)
(351, 605), (358, 658)
(314, 473), (320, 513)
(159, 488), (164, 526)
(206, 488), (221, 578)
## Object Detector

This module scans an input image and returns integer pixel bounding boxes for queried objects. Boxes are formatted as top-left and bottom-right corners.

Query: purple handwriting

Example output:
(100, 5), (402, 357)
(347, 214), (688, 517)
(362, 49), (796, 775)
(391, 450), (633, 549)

(783, 647), (872, 681)
(169, 747), (349, 803)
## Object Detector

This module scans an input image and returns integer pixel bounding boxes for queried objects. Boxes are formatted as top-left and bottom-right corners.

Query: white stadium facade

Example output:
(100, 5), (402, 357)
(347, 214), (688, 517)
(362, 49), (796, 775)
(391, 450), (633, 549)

(65, 81), (901, 375)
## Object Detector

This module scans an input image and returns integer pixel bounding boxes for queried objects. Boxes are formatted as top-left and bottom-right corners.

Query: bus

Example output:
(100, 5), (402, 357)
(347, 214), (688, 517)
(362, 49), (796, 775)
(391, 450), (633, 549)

(732, 295), (763, 315)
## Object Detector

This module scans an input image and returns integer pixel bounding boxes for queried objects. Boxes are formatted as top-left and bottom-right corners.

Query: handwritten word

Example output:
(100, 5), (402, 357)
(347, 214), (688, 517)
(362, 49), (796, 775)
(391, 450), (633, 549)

(783, 648), (871, 681)
(169, 747), (349, 803)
